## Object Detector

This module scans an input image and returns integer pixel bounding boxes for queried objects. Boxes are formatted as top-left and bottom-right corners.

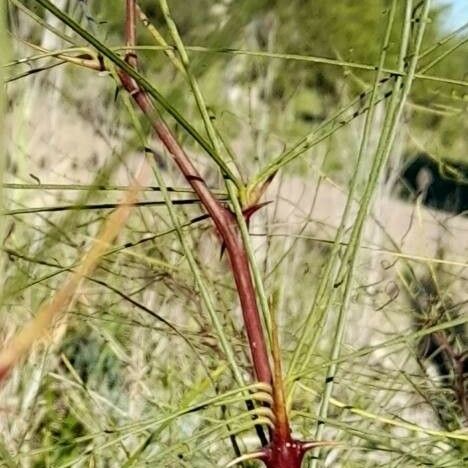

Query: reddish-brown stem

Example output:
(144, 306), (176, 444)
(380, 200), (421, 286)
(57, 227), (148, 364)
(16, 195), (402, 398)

(120, 1), (272, 386)
(262, 438), (307, 468)
(256, 302), (308, 467)
(124, 0), (137, 68)
(119, 4), (331, 466)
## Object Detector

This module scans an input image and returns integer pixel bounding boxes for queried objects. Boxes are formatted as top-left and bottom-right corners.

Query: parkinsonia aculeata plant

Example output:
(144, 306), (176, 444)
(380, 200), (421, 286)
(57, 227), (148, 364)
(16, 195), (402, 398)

(0, 0), (438, 466)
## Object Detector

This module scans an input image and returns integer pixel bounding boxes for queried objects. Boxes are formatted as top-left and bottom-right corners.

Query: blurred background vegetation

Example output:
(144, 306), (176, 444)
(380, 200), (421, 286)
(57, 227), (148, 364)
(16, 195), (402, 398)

(92, 0), (468, 159)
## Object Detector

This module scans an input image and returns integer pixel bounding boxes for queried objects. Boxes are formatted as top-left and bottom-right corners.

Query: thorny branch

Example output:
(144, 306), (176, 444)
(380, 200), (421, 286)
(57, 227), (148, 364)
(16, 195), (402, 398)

(119, 0), (273, 386)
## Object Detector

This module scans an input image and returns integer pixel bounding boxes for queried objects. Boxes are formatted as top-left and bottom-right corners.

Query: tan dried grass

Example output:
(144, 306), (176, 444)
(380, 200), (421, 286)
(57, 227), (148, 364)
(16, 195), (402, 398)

(0, 159), (149, 381)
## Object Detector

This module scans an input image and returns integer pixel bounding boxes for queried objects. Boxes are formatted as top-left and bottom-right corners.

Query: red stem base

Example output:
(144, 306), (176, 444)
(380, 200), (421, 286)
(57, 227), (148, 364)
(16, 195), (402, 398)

(261, 436), (311, 468)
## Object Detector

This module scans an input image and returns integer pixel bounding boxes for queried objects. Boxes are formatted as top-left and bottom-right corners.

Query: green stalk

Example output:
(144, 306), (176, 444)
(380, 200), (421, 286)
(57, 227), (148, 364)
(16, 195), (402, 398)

(226, 181), (272, 339)
(287, 0), (398, 382)
(2, 183), (205, 193)
(158, 0), (272, 343)
(157, 0), (240, 180)
(310, 2), (431, 464)
(111, 44), (467, 87)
